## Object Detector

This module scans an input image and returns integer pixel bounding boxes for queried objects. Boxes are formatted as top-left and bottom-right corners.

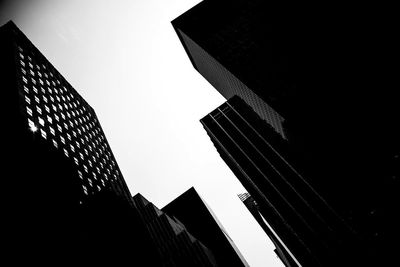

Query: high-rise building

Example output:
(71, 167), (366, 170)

(1, 21), (161, 265)
(201, 96), (358, 266)
(173, 1), (398, 266)
(238, 192), (297, 267)
(162, 187), (249, 267)
(133, 193), (218, 267)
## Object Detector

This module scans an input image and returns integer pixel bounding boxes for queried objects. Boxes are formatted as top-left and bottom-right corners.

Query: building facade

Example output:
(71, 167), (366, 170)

(162, 187), (249, 267)
(173, 1), (399, 266)
(201, 96), (359, 266)
(133, 193), (218, 267)
(1, 21), (161, 265)
(238, 192), (297, 267)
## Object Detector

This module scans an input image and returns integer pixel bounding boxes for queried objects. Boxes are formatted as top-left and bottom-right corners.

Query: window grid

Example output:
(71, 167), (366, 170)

(17, 45), (125, 200)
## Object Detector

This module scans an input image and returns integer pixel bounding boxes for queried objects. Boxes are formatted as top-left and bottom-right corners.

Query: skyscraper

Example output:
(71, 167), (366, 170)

(172, 1), (399, 265)
(201, 96), (358, 266)
(238, 192), (297, 267)
(162, 187), (249, 267)
(1, 20), (161, 265)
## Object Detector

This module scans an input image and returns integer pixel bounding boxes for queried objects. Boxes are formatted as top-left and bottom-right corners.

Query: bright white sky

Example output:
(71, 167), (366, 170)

(1, 1), (283, 266)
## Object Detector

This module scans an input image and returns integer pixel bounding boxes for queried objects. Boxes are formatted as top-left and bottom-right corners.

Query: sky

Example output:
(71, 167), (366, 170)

(1, 1), (283, 266)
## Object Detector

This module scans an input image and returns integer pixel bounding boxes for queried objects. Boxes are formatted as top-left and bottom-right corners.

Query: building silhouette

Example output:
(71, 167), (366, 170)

(133, 193), (218, 267)
(173, 1), (399, 265)
(201, 96), (357, 266)
(162, 187), (249, 267)
(238, 192), (297, 267)
(1, 20), (164, 265)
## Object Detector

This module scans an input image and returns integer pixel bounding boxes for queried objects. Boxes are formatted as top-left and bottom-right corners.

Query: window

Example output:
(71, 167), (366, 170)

(38, 117), (45, 126)
(82, 185), (88, 195)
(26, 107), (33, 116)
(40, 129), (47, 139)
(28, 119), (37, 132)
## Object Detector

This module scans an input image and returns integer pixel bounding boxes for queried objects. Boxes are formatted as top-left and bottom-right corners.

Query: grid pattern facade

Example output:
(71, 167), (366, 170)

(13, 30), (130, 202)
(177, 29), (287, 139)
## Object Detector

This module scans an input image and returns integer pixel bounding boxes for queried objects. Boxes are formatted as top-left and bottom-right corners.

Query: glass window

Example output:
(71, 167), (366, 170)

(26, 106), (33, 116)
(40, 129), (47, 139)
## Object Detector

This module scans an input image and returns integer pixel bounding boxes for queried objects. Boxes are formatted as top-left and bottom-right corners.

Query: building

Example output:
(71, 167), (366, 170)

(238, 192), (297, 267)
(1, 21), (161, 265)
(162, 187), (249, 267)
(133, 193), (218, 267)
(173, 1), (399, 266)
(201, 96), (359, 266)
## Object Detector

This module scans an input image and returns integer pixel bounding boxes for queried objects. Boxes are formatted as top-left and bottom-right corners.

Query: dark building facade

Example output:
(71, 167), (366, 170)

(173, 1), (399, 266)
(133, 193), (218, 267)
(162, 187), (249, 267)
(1, 21), (162, 265)
(201, 96), (358, 266)
(238, 192), (297, 267)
